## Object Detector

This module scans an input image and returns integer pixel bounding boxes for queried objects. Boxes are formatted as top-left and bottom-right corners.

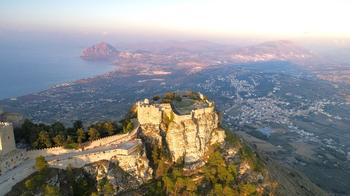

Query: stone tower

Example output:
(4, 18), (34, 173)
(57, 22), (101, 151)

(0, 122), (16, 155)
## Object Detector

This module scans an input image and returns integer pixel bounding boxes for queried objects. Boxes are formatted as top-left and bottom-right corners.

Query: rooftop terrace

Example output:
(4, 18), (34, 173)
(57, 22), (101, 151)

(171, 97), (209, 115)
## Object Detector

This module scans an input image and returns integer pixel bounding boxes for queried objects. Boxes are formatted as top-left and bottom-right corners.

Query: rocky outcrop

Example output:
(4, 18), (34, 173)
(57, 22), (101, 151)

(166, 111), (225, 165)
(84, 160), (141, 194)
(82, 147), (153, 194)
(81, 42), (118, 61)
(136, 95), (226, 167)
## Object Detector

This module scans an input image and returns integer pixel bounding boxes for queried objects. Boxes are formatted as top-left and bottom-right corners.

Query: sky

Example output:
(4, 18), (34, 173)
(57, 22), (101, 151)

(1, 0), (350, 41)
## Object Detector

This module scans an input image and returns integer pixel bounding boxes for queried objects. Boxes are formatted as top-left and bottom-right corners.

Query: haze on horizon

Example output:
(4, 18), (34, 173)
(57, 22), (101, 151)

(1, 0), (350, 43)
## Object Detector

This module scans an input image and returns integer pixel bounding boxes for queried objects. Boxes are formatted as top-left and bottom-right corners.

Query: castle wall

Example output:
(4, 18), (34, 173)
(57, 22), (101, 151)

(0, 122), (16, 156)
(27, 123), (139, 159)
(49, 140), (141, 169)
(26, 133), (135, 159)
(0, 122), (141, 195)
(172, 112), (192, 123)
(27, 147), (77, 160)
(159, 103), (172, 117)
(0, 149), (27, 175)
(137, 103), (162, 125)
(84, 132), (130, 150)
(192, 105), (215, 119)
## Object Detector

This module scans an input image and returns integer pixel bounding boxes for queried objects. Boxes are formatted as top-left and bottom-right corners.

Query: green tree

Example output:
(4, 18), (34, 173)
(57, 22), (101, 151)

(88, 127), (100, 141)
(103, 122), (115, 136)
(217, 165), (234, 184)
(152, 95), (160, 101)
(33, 131), (52, 148)
(223, 186), (238, 196)
(184, 178), (196, 192)
(103, 181), (114, 196)
(239, 183), (257, 196)
(98, 178), (108, 192)
(25, 179), (34, 190)
(51, 122), (65, 136)
(21, 119), (37, 144)
(162, 175), (174, 194)
(73, 120), (83, 130)
(122, 120), (133, 133)
(52, 134), (65, 146)
(76, 128), (86, 144)
(213, 184), (223, 195)
(35, 156), (48, 172)
(66, 135), (74, 144)
(228, 163), (237, 180)
(44, 184), (59, 196)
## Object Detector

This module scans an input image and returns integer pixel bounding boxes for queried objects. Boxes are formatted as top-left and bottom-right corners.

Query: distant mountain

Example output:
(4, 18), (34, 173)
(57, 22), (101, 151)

(81, 42), (119, 61)
(230, 40), (314, 64)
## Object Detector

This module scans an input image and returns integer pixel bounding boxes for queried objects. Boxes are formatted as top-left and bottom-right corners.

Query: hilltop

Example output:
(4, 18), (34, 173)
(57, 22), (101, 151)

(2, 92), (327, 195)
(81, 42), (119, 61)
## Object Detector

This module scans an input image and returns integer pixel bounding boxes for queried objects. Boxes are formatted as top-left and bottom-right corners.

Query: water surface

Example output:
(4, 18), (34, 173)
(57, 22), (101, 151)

(0, 39), (114, 100)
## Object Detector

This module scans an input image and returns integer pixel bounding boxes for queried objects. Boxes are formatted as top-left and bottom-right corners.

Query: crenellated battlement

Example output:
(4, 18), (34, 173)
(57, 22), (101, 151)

(0, 122), (11, 128)
(136, 94), (216, 127)
(137, 99), (163, 125)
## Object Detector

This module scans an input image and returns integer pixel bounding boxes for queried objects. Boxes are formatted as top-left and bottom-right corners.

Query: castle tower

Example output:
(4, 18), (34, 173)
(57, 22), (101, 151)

(137, 99), (162, 125)
(0, 122), (16, 155)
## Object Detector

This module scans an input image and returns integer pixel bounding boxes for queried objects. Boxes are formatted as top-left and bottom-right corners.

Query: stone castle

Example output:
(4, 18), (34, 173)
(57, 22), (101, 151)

(0, 92), (225, 194)
(136, 94), (225, 166)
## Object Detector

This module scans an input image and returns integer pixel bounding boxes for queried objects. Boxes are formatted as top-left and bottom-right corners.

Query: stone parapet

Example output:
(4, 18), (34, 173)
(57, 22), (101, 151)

(0, 149), (27, 175)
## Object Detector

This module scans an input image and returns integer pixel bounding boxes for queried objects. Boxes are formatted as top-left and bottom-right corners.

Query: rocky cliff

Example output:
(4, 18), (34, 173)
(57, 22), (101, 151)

(6, 92), (327, 195)
(136, 93), (226, 167)
(166, 110), (225, 166)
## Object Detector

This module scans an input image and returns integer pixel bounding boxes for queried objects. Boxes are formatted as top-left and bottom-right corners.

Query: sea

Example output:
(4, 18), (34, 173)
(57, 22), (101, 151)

(0, 38), (115, 100)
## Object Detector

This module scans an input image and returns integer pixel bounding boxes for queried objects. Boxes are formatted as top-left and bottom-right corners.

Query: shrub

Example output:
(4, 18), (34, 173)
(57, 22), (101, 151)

(153, 95), (161, 101)
(122, 120), (133, 133)
(239, 183), (257, 195)
(44, 184), (59, 196)
(224, 129), (240, 147)
(35, 156), (48, 172)
(25, 179), (34, 190)
(103, 181), (114, 196)
(88, 127), (100, 141)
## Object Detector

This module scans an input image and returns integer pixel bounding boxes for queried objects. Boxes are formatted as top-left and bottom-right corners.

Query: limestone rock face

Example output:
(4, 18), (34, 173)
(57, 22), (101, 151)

(84, 151), (152, 195)
(84, 160), (140, 194)
(166, 110), (225, 165)
(136, 95), (226, 167)
(114, 149), (153, 182)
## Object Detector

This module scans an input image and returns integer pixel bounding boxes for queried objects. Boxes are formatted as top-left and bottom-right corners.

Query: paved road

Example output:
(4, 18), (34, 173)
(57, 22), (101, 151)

(0, 125), (139, 195)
